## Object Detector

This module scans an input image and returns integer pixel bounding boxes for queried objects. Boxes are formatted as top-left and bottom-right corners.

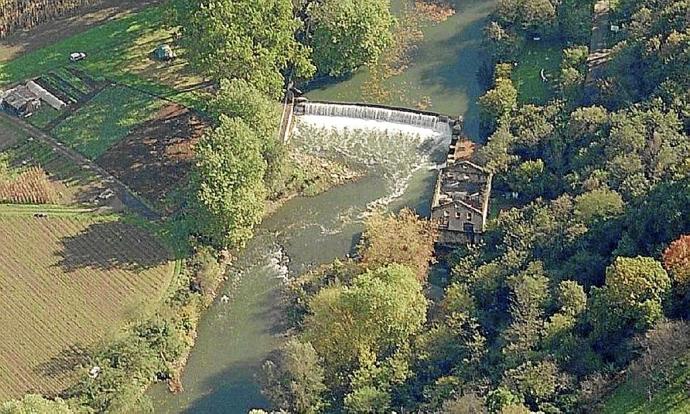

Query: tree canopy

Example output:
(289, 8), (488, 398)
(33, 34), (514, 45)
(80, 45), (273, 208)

(169, 0), (314, 97)
(190, 115), (267, 249)
(309, 0), (394, 76)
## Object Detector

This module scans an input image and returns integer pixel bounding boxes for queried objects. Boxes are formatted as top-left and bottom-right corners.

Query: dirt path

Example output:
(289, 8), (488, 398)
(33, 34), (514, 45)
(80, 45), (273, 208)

(0, 113), (160, 220)
(0, 0), (162, 63)
(585, 0), (612, 103)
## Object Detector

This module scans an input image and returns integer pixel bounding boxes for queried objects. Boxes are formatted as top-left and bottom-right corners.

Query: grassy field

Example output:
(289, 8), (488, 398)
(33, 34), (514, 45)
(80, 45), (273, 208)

(27, 105), (64, 129)
(512, 41), (563, 105)
(52, 85), (167, 158)
(602, 353), (690, 413)
(0, 5), (205, 110)
(0, 212), (175, 400)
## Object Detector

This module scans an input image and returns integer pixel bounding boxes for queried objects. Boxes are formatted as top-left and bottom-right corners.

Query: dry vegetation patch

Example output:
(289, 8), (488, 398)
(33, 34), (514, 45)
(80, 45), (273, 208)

(0, 215), (174, 400)
(0, 165), (61, 204)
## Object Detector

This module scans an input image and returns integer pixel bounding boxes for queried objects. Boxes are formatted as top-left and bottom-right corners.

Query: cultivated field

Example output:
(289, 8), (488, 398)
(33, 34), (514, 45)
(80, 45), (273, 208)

(96, 103), (206, 208)
(0, 166), (61, 204)
(0, 213), (175, 400)
(0, 126), (115, 207)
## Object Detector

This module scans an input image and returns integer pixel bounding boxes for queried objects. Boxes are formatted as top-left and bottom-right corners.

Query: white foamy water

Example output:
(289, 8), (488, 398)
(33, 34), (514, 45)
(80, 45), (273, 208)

(292, 111), (451, 214)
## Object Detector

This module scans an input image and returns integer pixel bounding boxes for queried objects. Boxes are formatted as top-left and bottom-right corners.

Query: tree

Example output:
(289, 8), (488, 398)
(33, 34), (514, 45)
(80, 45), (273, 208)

(209, 79), (289, 195)
(357, 208), (436, 282)
(190, 116), (267, 249)
(169, 0), (313, 97)
(436, 392), (488, 414)
(590, 257), (671, 338)
(0, 395), (73, 414)
(502, 262), (550, 364)
(604, 257), (670, 311)
(502, 360), (564, 407)
(262, 339), (328, 414)
(663, 235), (690, 288)
(343, 386), (390, 413)
(310, 0), (394, 76)
(304, 264), (427, 373)
(573, 188), (624, 224)
(479, 77), (518, 133)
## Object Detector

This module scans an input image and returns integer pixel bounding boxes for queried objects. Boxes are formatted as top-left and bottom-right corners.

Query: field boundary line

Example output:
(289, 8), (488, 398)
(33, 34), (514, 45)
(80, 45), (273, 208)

(0, 203), (98, 216)
(0, 113), (161, 220)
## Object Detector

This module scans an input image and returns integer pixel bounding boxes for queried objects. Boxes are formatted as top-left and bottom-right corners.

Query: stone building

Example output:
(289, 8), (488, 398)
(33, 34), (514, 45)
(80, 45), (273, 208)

(0, 85), (41, 117)
(431, 138), (492, 245)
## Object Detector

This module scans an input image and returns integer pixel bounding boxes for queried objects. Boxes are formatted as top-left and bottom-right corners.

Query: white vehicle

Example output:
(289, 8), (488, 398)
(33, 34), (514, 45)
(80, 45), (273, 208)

(69, 52), (87, 62)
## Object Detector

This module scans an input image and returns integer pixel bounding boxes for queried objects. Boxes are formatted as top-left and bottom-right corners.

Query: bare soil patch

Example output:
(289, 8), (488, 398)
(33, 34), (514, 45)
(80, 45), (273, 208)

(96, 103), (207, 209)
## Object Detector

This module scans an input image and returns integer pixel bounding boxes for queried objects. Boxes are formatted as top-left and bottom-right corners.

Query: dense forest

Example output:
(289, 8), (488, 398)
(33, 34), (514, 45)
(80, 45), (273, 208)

(259, 0), (690, 413)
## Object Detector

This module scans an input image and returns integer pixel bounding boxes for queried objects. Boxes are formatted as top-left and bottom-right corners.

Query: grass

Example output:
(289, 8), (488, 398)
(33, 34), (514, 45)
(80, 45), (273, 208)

(0, 213), (175, 400)
(512, 41), (563, 105)
(0, 5), (206, 110)
(52, 85), (166, 158)
(602, 353), (690, 413)
(26, 105), (63, 129)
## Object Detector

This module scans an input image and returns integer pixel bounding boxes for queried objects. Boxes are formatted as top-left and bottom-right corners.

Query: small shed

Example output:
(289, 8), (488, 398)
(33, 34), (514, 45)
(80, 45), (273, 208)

(1, 85), (41, 117)
(153, 44), (176, 61)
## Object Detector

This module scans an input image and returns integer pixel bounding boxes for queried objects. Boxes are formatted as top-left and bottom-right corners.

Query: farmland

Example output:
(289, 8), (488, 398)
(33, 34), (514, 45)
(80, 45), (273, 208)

(0, 122), (116, 208)
(52, 85), (168, 158)
(96, 103), (206, 209)
(0, 212), (175, 400)
(0, 5), (206, 109)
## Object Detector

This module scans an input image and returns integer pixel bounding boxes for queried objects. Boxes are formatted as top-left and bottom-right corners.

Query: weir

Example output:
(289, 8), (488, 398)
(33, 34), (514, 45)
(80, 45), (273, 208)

(292, 100), (460, 136)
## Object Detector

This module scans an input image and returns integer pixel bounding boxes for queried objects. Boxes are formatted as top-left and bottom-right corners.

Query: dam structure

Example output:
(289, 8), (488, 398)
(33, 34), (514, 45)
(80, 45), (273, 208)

(290, 100), (460, 137)
(286, 99), (466, 214)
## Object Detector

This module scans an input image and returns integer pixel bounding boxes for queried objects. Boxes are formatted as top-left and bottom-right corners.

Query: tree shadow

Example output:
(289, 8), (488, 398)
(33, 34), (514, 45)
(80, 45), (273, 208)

(56, 220), (172, 272)
(33, 345), (90, 379)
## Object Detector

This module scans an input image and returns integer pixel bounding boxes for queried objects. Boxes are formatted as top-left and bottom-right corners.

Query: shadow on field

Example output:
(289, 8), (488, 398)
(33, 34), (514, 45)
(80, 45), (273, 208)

(56, 221), (171, 272)
(34, 345), (90, 379)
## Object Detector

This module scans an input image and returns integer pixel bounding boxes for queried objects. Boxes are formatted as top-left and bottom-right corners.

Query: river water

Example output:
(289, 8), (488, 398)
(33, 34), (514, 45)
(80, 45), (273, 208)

(151, 0), (495, 412)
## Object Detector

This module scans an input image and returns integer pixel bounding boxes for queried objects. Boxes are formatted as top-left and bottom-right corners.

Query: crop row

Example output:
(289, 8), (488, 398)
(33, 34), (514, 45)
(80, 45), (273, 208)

(0, 215), (173, 400)
(0, 165), (60, 204)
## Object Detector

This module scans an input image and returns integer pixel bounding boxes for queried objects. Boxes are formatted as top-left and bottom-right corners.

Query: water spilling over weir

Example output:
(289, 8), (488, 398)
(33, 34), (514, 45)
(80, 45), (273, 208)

(296, 101), (455, 134)
(291, 101), (455, 212)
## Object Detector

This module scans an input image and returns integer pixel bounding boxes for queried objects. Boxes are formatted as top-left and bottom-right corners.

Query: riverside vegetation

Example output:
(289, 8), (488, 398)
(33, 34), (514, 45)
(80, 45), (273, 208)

(255, 0), (690, 413)
(2, 0), (690, 413)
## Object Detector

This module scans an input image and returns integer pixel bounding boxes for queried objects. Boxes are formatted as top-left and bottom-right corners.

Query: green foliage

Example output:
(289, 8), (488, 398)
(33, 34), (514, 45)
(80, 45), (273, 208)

(190, 115), (267, 249)
(310, 0), (394, 76)
(573, 188), (624, 224)
(496, 0), (557, 35)
(343, 386), (390, 413)
(262, 339), (328, 414)
(0, 395), (73, 414)
(603, 257), (670, 311)
(209, 78), (289, 196)
(170, 0), (314, 98)
(304, 264), (427, 372)
(479, 74), (518, 132)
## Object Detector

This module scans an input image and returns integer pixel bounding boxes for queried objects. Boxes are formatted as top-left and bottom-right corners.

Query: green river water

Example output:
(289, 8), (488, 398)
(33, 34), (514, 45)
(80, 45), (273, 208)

(151, 1), (496, 412)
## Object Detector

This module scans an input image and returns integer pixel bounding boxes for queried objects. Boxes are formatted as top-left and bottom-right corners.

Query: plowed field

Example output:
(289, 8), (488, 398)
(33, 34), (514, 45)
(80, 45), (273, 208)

(0, 215), (174, 400)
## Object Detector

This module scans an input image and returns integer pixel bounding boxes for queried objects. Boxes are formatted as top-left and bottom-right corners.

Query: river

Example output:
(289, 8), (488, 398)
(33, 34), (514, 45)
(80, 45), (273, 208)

(151, 0), (495, 412)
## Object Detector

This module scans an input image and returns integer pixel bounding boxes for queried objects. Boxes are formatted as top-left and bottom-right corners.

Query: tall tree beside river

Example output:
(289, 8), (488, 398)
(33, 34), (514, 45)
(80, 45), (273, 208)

(309, 0), (394, 76)
(168, 0), (314, 98)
